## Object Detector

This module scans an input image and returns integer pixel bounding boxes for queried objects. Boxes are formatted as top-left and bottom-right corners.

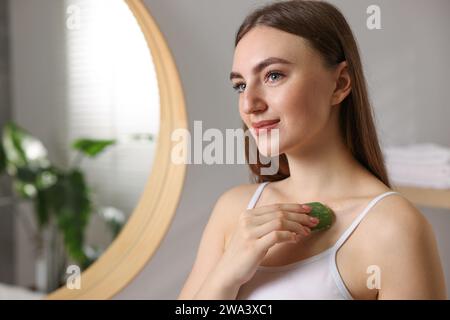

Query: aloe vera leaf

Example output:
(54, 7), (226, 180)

(304, 202), (335, 231)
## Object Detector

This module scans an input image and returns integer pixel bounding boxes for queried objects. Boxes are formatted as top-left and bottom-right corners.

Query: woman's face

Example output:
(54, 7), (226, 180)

(230, 26), (343, 156)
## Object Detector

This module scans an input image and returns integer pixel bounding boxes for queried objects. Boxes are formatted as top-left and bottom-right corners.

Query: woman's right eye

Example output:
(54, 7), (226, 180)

(232, 83), (246, 93)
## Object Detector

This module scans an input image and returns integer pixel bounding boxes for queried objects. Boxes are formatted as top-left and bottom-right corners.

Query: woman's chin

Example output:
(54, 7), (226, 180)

(257, 146), (281, 158)
(254, 128), (282, 158)
(256, 145), (283, 176)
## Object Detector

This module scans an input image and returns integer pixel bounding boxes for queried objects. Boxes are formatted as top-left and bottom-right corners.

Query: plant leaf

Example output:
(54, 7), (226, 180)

(51, 169), (92, 268)
(13, 167), (58, 201)
(15, 167), (38, 184)
(2, 122), (50, 172)
(34, 188), (50, 229)
(72, 139), (116, 158)
(14, 180), (37, 199)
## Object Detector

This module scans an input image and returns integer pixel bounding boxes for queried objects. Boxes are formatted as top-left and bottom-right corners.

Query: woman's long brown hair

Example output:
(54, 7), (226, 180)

(237, 0), (391, 188)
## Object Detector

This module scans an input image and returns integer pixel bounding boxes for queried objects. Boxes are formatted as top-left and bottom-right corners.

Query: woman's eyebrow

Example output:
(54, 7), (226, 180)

(229, 57), (293, 81)
(230, 57), (292, 80)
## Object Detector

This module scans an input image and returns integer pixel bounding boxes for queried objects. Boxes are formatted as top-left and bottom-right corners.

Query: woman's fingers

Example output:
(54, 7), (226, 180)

(250, 203), (311, 215)
(252, 218), (311, 239)
(240, 202), (320, 252)
(249, 211), (320, 228)
(257, 230), (299, 250)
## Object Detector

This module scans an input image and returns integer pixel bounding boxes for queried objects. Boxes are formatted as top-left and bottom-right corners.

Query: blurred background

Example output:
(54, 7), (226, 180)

(0, 0), (159, 298)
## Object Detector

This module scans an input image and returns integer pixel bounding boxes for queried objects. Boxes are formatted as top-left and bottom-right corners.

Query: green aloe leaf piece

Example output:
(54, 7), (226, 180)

(304, 202), (335, 231)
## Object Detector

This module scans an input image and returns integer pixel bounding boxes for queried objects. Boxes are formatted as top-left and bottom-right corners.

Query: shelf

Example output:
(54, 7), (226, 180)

(392, 185), (450, 210)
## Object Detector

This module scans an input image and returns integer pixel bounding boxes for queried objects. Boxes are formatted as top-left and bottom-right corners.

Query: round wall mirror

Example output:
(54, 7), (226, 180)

(0, 0), (186, 299)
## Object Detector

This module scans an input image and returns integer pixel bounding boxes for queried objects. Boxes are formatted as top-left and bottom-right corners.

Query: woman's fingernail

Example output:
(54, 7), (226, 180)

(310, 217), (319, 223)
(302, 204), (311, 210)
(303, 228), (311, 236)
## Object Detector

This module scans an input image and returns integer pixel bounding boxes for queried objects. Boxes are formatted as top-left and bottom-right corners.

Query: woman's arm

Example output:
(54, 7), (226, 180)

(177, 192), (230, 300)
(190, 263), (242, 300)
(177, 185), (252, 300)
(374, 198), (447, 299)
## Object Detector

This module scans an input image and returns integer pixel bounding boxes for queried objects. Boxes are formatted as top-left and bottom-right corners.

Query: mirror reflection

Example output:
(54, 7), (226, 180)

(0, 0), (159, 298)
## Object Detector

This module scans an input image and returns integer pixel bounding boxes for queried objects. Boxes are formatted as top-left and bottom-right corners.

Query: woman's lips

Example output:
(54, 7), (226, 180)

(251, 119), (280, 135)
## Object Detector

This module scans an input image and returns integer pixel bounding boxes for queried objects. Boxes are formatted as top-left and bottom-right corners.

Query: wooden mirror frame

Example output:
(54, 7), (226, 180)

(47, 0), (187, 299)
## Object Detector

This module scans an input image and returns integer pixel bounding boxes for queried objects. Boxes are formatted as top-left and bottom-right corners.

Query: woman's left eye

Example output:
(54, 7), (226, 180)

(231, 71), (284, 94)
(265, 71), (284, 83)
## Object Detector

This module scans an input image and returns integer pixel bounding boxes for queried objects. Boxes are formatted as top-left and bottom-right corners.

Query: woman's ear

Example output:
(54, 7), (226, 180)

(331, 61), (351, 106)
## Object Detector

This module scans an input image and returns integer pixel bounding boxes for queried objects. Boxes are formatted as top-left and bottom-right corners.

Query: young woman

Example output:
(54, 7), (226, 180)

(178, 0), (447, 300)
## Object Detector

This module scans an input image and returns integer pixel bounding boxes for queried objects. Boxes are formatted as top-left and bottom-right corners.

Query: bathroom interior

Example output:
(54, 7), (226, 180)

(0, 0), (449, 299)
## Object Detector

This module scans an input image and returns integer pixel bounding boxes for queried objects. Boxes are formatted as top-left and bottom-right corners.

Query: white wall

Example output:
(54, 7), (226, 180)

(113, 0), (450, 299)
(8, 0), (67, 289)
(0, 0), (14, 284)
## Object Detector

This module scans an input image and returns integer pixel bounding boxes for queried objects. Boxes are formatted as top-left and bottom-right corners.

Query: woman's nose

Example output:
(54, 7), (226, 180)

(241, 86), (267, 114)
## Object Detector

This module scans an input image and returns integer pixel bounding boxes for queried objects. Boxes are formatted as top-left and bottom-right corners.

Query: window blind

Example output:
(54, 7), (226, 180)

(64, 0), (159, 218)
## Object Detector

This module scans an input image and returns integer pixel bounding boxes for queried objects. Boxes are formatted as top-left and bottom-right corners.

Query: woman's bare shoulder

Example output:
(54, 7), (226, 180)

(365, 192), (447, 298)
(367, 191), (430, 237)
(362, 190), (435, 261)
(213, 183), (262, 230)
(216, 183), (261, 211)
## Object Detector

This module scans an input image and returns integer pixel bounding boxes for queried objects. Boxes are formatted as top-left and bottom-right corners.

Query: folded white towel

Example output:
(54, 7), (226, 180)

(386, 163), (450, 180)
(390, 175), (450, 189)
(383, 143), (450, 189)
(383, 143), (450, 165)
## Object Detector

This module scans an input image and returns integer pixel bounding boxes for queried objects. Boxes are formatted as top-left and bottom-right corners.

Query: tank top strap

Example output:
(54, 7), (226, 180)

(332, 191), (401, 251)
(246, 181), (270, 210)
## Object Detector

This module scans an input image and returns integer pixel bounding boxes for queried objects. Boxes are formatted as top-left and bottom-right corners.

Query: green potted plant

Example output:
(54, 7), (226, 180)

(0, 122), (150, 292)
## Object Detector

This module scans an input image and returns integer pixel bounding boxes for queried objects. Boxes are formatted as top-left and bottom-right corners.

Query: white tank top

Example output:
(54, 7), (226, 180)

(236, 181), (400, 300)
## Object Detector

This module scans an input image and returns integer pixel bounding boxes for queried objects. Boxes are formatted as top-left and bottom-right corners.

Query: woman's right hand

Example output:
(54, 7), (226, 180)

(214, 203), (320, 287)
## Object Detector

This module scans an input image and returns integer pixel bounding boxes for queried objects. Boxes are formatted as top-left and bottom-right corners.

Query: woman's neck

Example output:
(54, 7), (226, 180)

(282, 137), (371, 202)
